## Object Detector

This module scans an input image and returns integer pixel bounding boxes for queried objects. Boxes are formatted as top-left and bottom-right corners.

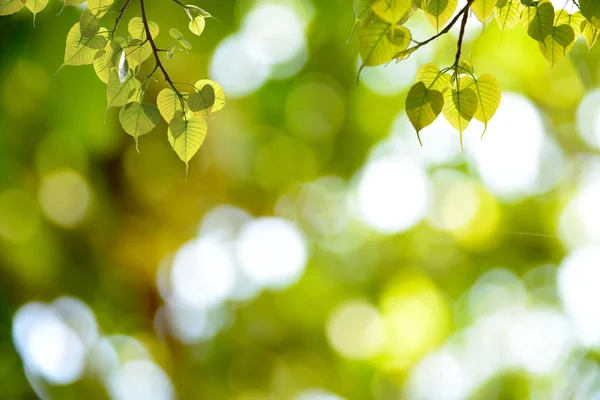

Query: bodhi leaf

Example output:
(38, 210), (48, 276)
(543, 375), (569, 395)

(59, 24), (107, 71)
(584, 20), (600, 48)
(405, 81), (444, 143)
(472, 0), (495, 23)
(79, 9), (100, 39)
(521, 1), (554, 41)
(189, 15), (205, 36)
(371, 0), (412, 24)
(495, 0), (524, 33)
(87, 0), (113, 18)
(422, 0), (458, 32)
(157, 88), (185, 122)
(93, 37), (127, 83)
(168, 112), (208, 170)
(457, 60), (474, 75)
(188, 84), (216, 117)
(0, 0), (24, 16)
(119, 102), (161, 150)
(442, 85), (478, 147)
(106, 69), (140, 109)
(358, 19), (411, 76)
(415, 63), (451, 92)
(194, 80), (225, 112)
(538, 24), (575, 66)
(580, 0), (600, 29)
(128, 17), (159, 67)
(24, 0), (48, 25)
(461, 74), (501, 136)
(555, 11), (586, 39)
(170, 28), (193, 50)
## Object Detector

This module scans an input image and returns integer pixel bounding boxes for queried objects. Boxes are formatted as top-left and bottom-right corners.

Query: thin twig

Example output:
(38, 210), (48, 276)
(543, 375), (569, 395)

(110, 0), (132, 38)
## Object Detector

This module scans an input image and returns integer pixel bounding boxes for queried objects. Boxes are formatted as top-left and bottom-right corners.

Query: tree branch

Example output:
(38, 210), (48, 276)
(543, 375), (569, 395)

(453, 0), (471, 68)
(110, 0), (132, 38)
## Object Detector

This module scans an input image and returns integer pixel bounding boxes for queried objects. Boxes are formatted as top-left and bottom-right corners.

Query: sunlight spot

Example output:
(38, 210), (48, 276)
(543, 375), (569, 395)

(38, 169), (91, 227)
(107, 360), (174, 400)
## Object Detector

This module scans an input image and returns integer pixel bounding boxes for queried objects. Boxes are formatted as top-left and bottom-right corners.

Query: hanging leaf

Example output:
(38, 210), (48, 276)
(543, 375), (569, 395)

(472, 0), (495, 23)
(415, 63), (451, 92)
(194, 79), (226, 113)
(169, 28), (193, 50)
(87, 0), (113, 18)
(157, 88), (185, 123)
(24, 0), (48, 26)
(521, 1), (554, 41)
(442, 84), (478, 147)
(119, 102), (161, 150)
(555, 11), (587, 39)
(59, 24), (107, 71)
(371, 0), (412, 24)
(461, 74), (501, 136)
(495, 0), (524, 33)
(79, 9), (100, 39)
(457, 60), (474, 75)
(168, 112), (208, 169)
(422, 0), (458, 32)
(405, 81), (444, 143)
(127, 17), (159, 68)
(106, 69), (140, 109)
(580, 0), (600, 29)
(93, 37), (127, 83)
(0, 0), (24, 16)
(188, 15), (205, 36)
(538, 24), (575, 66)
(584, 20), (600, 48)
(187, 84), (216, 117)
(358, 18), (411, 76)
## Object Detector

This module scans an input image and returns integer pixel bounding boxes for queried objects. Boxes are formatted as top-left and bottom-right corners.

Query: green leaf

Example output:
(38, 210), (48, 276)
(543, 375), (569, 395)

(457, 60), (474, 75)
(157, 88), (185, 123)
(23, 0), (48, 25)
(169, 28), (193, 50)
(405, 81), (444, 142)
(354, 0), (374, 18)
(127, 17), (159, 68)
(584, 20), (600, 48)
(443, 84), (478, 147)
(187, 84), (216, 117)
(87, 0), (113, 18)
(194, 79), (225, 113)
(106, 69), (140, 109)
(521, 1), (554, 41)
(580, 0), (600, 29)
(472, 0), (495, 23)
(93, 37), (127, 83)
(555, 11), (587, 38)
(119, 102), (161, 150)
(358, 18), (411, 76)
(59, 23), (107, 71)
(189, 15), (205, 36)
(461, 74), (501, 136)
(495, 0), (524, 32)
(0, 0), (24, 16)
(168, 112), (208, 169)
(79, 9), (100, 39)
(415, 63), (451, 92)
(538, 24), (575, 66)
(371, 0), (412, 24)
(422, 0), (458, 32)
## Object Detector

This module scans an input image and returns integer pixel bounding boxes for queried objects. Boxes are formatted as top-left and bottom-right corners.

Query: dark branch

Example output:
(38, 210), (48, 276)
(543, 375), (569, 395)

(110, 0), (132, 38)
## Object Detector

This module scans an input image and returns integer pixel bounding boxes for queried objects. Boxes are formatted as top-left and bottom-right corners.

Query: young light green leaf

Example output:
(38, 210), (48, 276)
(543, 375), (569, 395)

(457, 60), (474, 75)
(538, 24), (575, 66)
(24, 0), (48, 26)
(371, 0), (412, 24)
(442, 85), (478, 148)
(93, 37), (127, 83)
(187, 84), (216, 117)
(59, 24), (107, 71)
(472, 0), (495, 23)
(461, 74), (501, 136)
(358, 19), (411, 76)
(354, 0), (374, 18)
(168, 112), (208, 170)
(0, 0), (25, 16)
(128, 17), (159, 67)
(87, 0), (113, 18)
(157, 88), (185, 123)
(106, 69), (140, 109)
(495, 0), (524, 32)
(580, 0), (600, 29)
(79, 9), (100, 39)
(422, 0), (458, 32)
(189, 15), (205, 36)
(521, 1), (554, 41)
(169, 28), (193, 50)
(119, 102), (161, 150)
(584, 20), (600, 48)
(405, 81), (444, 143)
(194, 79), (225, 113)
(555, 11), (587, 38)
(186, 5), (213, 19)
(415, 63), (451, 92)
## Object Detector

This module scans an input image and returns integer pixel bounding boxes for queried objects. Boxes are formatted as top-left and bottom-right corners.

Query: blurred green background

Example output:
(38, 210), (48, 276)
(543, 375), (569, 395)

(3, 0), (600, 399)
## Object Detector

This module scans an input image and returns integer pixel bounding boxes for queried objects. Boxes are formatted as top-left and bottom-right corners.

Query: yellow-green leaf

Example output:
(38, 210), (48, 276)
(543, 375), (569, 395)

(358, 19), (411, 75)
(521, 1), (554, 41)
(93, 37), (127, 83)
(0, 0), (24, 16)
(188, 15), (205, 36)
(415, 63), (451, 92)
(495, 0), (524, 32)
(405, 81), (444, 140)
(472, 0), (495, 23)
(422, 0), (458, 32)
(157, 88), (185, 123)
(194, 80), (225, 113)
(60, 23), (107, 70)
(119, 102), (161, 149)
(538, 24), (575, 66)
(457, 60), (474, 75)
(168, 112), (208, 168)
(127, 17), (159, 68)
(87, 0), (113, 18)
(371, 0), (412, 24)
(555, 11), (587, 38)
(580, 0), (600, 29)
(106, 69), (140, 109)
(169, 28), (193, 50)
(80, 9), (100, 39)
(584, 20), (600, 48)
(187, 84), (216, 117)
(24, 0), (48, 25)
(461, 74), (501, 135)
(442, 85), (478, 146)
